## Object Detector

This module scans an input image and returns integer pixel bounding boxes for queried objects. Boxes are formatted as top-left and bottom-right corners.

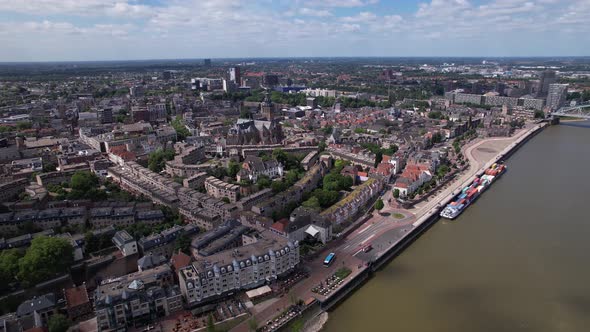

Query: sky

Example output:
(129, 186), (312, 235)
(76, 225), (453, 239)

(0, 0), (588, 62)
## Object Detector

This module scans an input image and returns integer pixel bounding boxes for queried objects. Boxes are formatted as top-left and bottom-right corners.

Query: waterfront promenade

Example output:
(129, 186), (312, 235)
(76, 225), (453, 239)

(231, 123), (546, 332)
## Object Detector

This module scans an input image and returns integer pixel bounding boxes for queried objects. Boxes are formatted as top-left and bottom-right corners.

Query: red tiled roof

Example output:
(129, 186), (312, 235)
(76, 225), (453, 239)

(270, 219), (289, 233)
(171, 251), (192, 271)
(64, 284), (90, 308)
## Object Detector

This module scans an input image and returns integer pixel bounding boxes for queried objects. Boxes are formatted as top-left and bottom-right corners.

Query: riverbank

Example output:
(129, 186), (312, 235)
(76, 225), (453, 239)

(322, 120), (590, 332)
(303, 123), (548, 332)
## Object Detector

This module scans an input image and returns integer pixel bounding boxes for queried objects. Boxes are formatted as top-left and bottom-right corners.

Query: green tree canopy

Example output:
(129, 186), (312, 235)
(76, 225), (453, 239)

(271, 180), (289, 193)
(18, 236), (74, 286)
(84, 231), (99, 253)
(256, 175), (272, 189)
(227, 160), (241, 178)
(174, 234), (192, 255)
(148, 148), (175, 173)
(48, 314), (71, 332)
(0, 249), (22, 287)
(312, 189), (340, 208)
(301, 196), (321, 211)
(68, 171), (106, 200)
(375, 198), (384, 211)
(171, 116), (190, 141)
(239, 109), (251, 119)
(70, 171), (99, 192)
(323, 173), (353, 192)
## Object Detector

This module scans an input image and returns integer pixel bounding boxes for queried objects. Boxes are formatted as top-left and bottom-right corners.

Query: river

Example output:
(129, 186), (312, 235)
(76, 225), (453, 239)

(322, 122), (590, 332)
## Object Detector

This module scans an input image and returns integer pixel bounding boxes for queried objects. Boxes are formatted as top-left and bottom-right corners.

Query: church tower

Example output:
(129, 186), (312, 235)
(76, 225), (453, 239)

(260, 91), (274, 121)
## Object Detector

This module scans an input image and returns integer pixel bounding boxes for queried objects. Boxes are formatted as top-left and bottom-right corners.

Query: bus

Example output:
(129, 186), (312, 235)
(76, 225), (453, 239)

(323, 252), (336, 267)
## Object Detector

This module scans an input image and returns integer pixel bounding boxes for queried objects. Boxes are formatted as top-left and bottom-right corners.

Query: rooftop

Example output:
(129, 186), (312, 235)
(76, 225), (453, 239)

(64, 285), (90, 308)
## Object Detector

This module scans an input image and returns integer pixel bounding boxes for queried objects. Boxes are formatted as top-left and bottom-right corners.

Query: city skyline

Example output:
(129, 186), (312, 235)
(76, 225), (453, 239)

(0, 0), (589, 62)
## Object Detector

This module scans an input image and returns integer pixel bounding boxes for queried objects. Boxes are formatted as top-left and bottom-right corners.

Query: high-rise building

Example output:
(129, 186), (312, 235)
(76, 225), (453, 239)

(203, 59), (211, 67)
(539, 70), (557, 97)
(262, 74), (279, 87)
(223, 79), (236, 93)
(162, 71), (172, 80)
(229, 67), (241, 85)
(130, 85), (144, 97)
(546, 83), (568, 111)
(97, 108), (113, 124)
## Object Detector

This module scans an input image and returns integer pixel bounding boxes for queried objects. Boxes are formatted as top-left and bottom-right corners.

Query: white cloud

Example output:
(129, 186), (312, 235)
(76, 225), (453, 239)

(416, 0), (471, 18)
(0, 0), (152, 18)
(340, 11), (377, 23)
(303, 0), (379, 8)
(0, 0), (588, 60)
(299, 8), (333, 17)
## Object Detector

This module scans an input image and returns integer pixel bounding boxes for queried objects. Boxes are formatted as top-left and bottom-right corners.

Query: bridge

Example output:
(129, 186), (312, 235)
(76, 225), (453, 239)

(552, 104), (590, 119)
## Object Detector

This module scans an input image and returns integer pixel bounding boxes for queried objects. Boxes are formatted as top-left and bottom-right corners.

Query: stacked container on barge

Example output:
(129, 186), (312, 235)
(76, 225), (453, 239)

(440, 163), (506, 220)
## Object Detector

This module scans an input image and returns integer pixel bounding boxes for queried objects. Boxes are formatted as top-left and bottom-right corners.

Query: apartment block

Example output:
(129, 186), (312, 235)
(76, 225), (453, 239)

(204, 177), (240, 203)
(178, 229), (299, 307)
(94, 265), (182, 331)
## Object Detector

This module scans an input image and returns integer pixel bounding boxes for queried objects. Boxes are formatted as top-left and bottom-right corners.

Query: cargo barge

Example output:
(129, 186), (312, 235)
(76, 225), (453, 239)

(440, 163), (506, 219)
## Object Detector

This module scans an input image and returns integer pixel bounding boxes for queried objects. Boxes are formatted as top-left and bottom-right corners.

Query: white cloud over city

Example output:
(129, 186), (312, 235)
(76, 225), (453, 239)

(0, 0), (587, 61)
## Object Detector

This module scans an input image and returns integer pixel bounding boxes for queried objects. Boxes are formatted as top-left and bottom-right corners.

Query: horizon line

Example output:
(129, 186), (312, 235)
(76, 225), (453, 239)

(1, 55), (590, 65)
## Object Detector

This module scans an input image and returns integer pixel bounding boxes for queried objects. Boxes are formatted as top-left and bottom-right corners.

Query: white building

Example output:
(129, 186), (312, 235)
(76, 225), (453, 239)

(237, 156), (284, 183)
(112, 230), (138, 257)
(178, 236), (299, 307)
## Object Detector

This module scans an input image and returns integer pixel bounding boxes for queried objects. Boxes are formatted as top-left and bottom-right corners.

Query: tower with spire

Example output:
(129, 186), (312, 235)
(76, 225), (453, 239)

(260, 90), (274, 121)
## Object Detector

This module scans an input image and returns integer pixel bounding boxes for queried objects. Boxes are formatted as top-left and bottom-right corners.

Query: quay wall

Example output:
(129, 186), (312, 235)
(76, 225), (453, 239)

(317, 123), (548, 312)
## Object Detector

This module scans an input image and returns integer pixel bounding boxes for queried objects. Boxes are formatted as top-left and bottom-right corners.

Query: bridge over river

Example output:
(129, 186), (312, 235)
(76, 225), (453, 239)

(552, 104), (590, 119)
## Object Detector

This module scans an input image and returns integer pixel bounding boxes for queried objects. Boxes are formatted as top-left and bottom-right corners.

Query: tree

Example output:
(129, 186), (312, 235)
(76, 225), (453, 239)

(285, 170), (301, 186)
(312, 189), (339, 208)
(393, 189), (400, 199)
(248, 317), (258, 332)
(43, 162), (57, 172)
(437, 165), (450, 179)
(256, 175), (272, 189)
(272, 148), (288, 166)
(68, 171), (106, 200)
(18, 236), (74, 286)
(271, 180), (289, 193)
(302, 196), (321, 210)
(171, 116), (191, 141)
(148, 148), (175, 173)
(0, 249), (21, 286)
(323, 173), (352, 192)
(221, 197), (230, 203)
(227, 160), (241, 178)
(374, 151), (383, 167)
(318, 140), (327, 153)
(16, 121), (32, 131)
(48, 314), (70, 332)
(428, 111), (443, 119)
(84, 231), (100, 253)
(70, 171), (99, 192)
(239, 109), (251, 119)
(206, 313), (216, 332)
(534, 110), (545, 119)
(354, 127), (367, 134)
(174, 234), (192, 255)
(375, 198), (384, 211)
